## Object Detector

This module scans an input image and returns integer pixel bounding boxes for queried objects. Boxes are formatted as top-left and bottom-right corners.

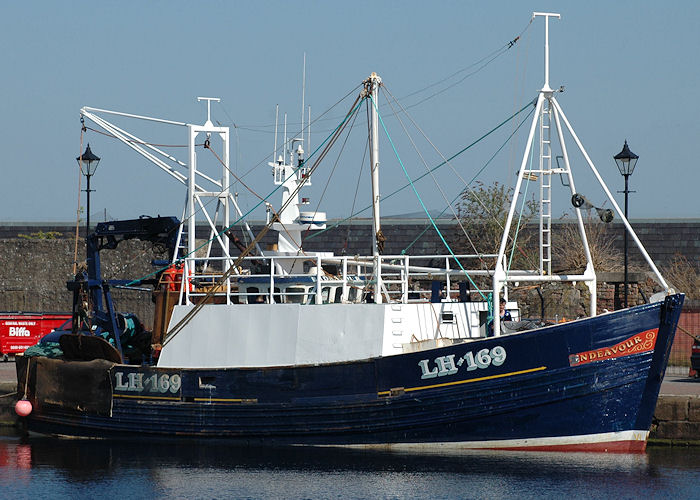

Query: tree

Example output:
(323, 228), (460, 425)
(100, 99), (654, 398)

(553, 211), (622, 274)
(453, 181), (538, 271)
(662, 254), (699, 300)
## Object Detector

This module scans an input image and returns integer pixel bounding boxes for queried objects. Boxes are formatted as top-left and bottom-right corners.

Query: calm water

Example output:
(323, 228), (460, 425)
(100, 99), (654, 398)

(1, 429), (699, 499)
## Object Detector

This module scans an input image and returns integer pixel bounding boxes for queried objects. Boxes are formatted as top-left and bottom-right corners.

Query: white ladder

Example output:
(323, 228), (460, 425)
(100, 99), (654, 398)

(539, 99), (553, 276)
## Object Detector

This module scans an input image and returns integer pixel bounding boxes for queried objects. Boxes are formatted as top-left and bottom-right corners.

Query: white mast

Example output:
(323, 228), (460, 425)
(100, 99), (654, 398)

(365, 72), (383, 303)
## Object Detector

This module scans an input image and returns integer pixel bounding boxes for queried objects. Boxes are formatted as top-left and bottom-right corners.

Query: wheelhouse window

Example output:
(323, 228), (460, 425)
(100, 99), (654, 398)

(286, 287), (308, 304)
(246, 287), (262, 304)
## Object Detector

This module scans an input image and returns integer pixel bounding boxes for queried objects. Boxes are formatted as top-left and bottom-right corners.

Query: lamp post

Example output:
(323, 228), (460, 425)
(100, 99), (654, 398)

(77, 144), (101, 237)
(613, 140), (638, 308)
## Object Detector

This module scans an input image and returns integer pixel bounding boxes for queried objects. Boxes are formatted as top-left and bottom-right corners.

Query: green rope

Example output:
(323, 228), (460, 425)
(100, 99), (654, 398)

(370, 95), (487, 301)
(401, 103), (536, 254)
(487, 292), (494, 323)
(305, 97), (536, 243)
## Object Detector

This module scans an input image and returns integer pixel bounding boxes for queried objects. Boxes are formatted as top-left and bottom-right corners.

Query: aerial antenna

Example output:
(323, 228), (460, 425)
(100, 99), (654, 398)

(273, 104), (279, 163)
(307, 105), (311, 158)
(531, 12), (560, 92)
(300, 53), (306, 149)
(197, 96), (220, 126)
(283, 113), (288, 162)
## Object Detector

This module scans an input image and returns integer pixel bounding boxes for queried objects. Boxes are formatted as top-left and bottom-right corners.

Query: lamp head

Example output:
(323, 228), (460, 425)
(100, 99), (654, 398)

(77, 143), (101, 176)
(613, 140), (638, 177)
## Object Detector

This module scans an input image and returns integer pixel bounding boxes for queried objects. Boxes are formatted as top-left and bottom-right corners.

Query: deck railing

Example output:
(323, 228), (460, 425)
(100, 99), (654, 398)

(176, 253), (500, 306)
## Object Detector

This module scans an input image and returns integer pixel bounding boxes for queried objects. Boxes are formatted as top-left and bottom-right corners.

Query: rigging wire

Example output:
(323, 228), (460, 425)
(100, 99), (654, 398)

(215, 83), (363, 134)
(304, 98), (535, 243)
(83, 126), (200, 148)
(205, 142), (307, 253)
(133, 93), (367, 291)
(82, 87), (366, 282)
(506, 143), (536, 277)
(399, 19), (532, 103)
(379, 86), (485, 267)
(342, 136), (369, 254)
(398, 46), (510, 102)
(385, 86), (541, 274)
(508, 15), (533, 179)
(225, 23), (532, 133)
(381, 85), (485, 263)
(368, 94), (487, 301)
(162, 94), (367, 344)
(210, 83), (364, 195)
(401, 103), (535, 255)
(73, 121), (86, 276)
(369, 23), (534, 241)
(334, 101), (371, 255)
(301, 96), (364, 246)
(399, 44), (514, 112)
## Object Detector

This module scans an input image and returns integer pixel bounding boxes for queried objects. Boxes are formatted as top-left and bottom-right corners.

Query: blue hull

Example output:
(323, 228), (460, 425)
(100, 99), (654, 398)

(19, 295), (683, 451)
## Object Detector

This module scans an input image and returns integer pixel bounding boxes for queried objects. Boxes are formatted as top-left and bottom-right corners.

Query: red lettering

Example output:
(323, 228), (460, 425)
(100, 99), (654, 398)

(569, 330), (659, 367)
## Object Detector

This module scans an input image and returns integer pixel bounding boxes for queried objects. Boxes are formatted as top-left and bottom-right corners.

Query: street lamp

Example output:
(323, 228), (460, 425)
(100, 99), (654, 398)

(76, 144), (101, 236)
(613, 140), (638, 308)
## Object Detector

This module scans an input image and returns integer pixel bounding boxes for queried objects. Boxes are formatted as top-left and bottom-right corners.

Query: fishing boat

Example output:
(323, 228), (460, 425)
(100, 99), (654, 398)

(16, 13), (683, 452)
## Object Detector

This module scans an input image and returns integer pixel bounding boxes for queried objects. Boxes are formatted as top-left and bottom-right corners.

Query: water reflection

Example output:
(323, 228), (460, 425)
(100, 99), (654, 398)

(0, 430), (698, 499)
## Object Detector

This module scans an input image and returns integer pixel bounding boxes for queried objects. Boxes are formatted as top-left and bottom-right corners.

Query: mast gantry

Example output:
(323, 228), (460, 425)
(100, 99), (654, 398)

(493, 12), (596, 337)
(492, 12), (670, 336)
(78, 100), (262, 281)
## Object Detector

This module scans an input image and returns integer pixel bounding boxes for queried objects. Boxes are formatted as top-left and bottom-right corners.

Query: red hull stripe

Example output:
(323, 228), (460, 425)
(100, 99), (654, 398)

(335, 430), (649, 454)
(484, 440), (647, 454)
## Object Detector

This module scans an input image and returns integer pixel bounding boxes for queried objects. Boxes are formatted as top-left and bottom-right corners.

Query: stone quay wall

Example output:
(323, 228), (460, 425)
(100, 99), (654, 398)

(650, 396), (700, 444)
(0, 238), (163, 328)
(0, 219), (697, 328)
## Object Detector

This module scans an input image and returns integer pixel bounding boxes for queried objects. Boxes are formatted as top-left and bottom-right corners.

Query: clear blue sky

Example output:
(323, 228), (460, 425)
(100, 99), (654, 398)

(1, 1), (698, 223)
